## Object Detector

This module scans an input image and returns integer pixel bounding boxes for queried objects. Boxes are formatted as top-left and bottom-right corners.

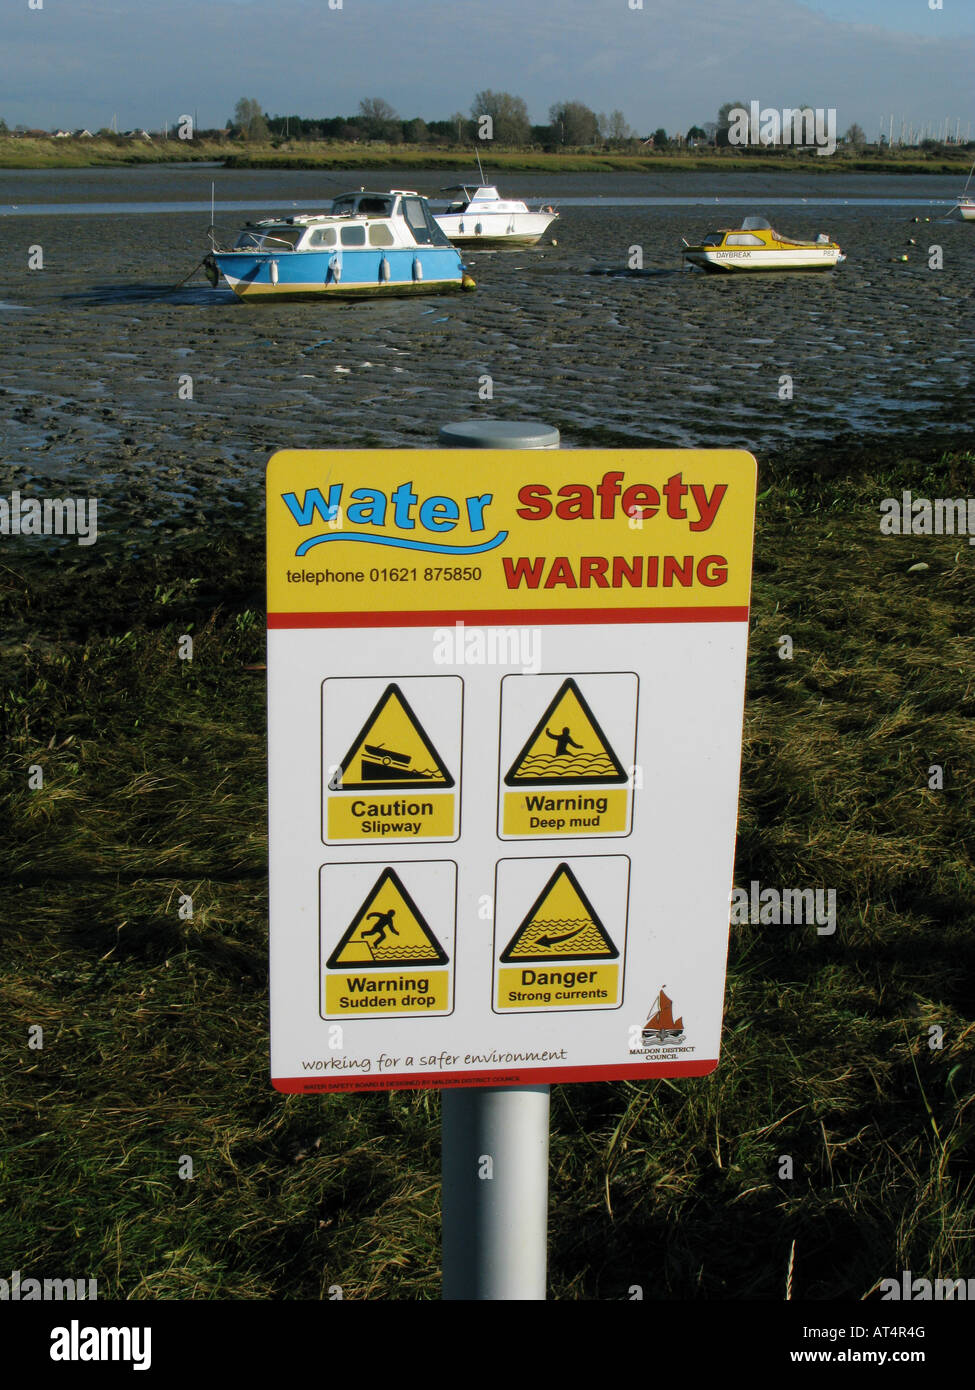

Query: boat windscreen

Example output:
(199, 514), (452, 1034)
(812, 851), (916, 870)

(331, 194), (395, 217)
(234, 227), (303, 250)
(401, 195), (453, 247)
(741, 216), (772, 230)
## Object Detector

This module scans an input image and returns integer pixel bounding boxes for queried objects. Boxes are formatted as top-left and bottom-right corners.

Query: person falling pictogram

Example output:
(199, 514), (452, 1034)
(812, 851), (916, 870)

(361, 908), (399, 950)
(546, 725), (583, 759)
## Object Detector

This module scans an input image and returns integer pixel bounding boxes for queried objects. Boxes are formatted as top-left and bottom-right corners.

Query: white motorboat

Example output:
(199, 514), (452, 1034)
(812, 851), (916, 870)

(434, 184), (558, 246)
(952, 159), (975, 221)
(682, 215), (845, 272)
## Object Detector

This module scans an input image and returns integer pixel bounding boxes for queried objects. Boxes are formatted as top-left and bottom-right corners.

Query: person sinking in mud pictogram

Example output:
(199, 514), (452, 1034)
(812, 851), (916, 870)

(361, 908), (399, 950)
(546, 725), (584, 758)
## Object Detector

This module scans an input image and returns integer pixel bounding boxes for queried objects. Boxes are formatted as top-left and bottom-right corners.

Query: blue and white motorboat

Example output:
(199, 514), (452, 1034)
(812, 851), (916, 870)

(204, 189), (476, 301)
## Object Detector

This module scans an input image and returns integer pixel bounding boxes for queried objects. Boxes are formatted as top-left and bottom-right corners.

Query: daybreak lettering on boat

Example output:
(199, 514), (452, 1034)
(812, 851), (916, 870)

(280, 479), (506, 557)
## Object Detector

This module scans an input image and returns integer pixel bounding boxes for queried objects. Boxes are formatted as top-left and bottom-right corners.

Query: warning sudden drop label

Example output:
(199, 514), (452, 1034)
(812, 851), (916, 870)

(322, 862), (455, 1018)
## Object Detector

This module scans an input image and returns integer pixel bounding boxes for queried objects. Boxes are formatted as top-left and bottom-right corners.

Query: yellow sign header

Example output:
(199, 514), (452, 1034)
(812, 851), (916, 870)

(266, 449), (756, 620)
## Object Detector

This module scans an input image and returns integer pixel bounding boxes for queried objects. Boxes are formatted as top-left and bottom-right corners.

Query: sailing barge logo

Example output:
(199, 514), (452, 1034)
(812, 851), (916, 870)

(640, 988), (685, 1045)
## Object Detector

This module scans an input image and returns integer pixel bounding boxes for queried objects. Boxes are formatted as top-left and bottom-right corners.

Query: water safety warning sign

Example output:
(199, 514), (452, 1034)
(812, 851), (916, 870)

(267, 448), (757, 1092)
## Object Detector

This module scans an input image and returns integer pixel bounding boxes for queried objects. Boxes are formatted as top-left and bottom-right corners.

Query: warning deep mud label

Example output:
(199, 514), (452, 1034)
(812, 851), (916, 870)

(499, 673), (637, 838)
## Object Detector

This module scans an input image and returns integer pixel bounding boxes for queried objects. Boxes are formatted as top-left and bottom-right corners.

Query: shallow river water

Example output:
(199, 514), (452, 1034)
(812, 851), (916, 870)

(0, 166), (972, 514)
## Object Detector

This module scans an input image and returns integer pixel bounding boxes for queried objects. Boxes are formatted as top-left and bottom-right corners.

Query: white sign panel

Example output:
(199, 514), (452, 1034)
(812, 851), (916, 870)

(267, 449), (756, 1091)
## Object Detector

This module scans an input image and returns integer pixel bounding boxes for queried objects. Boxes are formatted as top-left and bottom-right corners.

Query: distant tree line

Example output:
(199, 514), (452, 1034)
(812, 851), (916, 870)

(228, 93), (648, 148)
(9, 97), (965, 152)
(218, 95), (967, 154)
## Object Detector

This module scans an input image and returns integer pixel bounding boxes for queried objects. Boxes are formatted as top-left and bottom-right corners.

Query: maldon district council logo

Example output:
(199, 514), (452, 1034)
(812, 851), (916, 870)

(641, 988), (686, 1045)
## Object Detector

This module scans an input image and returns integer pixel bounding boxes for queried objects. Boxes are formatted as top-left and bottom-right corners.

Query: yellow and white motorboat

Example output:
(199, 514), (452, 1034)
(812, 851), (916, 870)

(682, 215), (845, 272)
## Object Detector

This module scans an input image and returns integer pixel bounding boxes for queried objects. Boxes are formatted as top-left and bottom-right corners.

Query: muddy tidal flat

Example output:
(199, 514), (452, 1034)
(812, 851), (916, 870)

(1, 166), (973, 524)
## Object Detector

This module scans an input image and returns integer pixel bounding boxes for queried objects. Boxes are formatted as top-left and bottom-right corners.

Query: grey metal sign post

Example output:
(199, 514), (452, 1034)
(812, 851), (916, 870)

(438, 418), (559, 1302)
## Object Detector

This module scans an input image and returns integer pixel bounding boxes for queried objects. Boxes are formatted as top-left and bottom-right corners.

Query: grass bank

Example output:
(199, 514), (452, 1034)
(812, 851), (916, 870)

(0, 444), (972, 1298)
(1, 136), (972, 176)
(0, 137), (233, 170)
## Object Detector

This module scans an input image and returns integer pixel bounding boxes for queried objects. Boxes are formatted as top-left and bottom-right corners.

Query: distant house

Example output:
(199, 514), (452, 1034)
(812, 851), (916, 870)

(54, 129), (72, 138)
(124, 129), (153, 141)
(74, 129), (93, 138)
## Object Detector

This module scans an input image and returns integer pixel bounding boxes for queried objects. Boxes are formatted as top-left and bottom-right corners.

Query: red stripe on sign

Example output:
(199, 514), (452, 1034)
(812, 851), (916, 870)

(272, 1059), (718, 1093)
(267, 608), (748, 629)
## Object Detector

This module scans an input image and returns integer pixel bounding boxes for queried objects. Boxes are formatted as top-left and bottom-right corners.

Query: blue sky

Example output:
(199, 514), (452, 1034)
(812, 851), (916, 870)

(2, 0), (972, 135)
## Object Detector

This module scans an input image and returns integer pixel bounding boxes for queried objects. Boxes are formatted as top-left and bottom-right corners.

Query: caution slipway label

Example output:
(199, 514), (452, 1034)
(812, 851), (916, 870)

(323, 676), (461, 843)
(268, 450), (757, 1092)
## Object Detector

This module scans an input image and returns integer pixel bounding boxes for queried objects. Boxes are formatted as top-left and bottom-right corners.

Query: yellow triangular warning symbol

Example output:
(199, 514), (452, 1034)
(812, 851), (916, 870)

(329, 683), (454, 792)
(504, 677), (627, 786)
(500, 863), (618, 962)
(326, 867), (449, 969)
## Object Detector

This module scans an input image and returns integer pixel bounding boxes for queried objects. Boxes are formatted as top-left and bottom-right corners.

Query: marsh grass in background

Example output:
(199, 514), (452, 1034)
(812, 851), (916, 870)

(1, 135), (972, 176)
(0, 446), (972, 1298)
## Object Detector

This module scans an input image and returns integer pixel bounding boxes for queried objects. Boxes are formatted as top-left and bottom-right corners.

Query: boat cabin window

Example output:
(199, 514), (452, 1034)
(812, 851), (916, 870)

(234, 227), (303, 250)
(701, 233), (724, 247)
(340, 225), (367, 246)
(307, 227), (337, 247)
(368, 223), (395, 247)
(331, 194), (395, 217)
(401, 195), (453, 247)
(724, 233), (765, 246)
